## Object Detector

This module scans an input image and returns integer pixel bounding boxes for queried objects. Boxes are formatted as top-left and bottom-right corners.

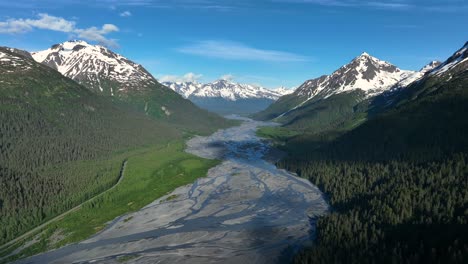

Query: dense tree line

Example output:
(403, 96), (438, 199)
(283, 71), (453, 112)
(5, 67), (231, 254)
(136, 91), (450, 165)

(0, 49), (181, 245)
(0, 97), (179, 245)
(280, 155), (467, 263)
(273, 65), (468, 263)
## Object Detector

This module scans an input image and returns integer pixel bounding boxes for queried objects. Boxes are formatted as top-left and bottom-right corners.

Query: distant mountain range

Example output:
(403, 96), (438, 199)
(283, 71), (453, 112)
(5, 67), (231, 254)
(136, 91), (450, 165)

(163, 79), (293, 115)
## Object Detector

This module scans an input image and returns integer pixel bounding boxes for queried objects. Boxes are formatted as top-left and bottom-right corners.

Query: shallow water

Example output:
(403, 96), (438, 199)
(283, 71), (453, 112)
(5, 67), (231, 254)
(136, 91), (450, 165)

(18, 118), (328, 264)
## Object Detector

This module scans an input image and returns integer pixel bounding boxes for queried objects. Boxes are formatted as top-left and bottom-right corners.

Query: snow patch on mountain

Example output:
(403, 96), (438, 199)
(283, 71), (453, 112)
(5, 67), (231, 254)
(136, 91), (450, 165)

(296, 52), (416, 101)
(430, 42), (468, 76)
(273, 86), (295, 95)
(32, 40), (157, 95)
(0, 49), (33, 71)
(391, 60), (442, 89)
(420, 61), (442, 73)
(163, 79), (286, 101)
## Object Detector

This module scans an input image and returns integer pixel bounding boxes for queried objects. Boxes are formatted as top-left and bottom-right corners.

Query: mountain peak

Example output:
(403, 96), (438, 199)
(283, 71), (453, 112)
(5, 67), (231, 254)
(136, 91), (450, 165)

(429, 41), (468, 76)
(50, 40), (92, 50)
(360, 52), (370, 57)
(0, 46), (35, 72)
(274, 86), (295, 95)
(213, 79), (231, 84)
(32, 40), (157, 95)
(356, 52), (382, 61)
(420, 60), (441, 73)
(164, 80), (284, 101)
(295, 52), (414, 100)
(353, 52), (391, 65)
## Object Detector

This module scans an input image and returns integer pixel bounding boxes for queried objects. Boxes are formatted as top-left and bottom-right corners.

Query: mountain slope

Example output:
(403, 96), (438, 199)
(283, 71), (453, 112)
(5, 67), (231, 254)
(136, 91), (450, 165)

(268, 42), (468, 264)
(319, 47), (468, 161)
(32, 40), (157, 96)
(0, 46), (183, 246)
(253, 53), (437, 133)
(32, 40), (233, 134)
(164, 79), (292, 115)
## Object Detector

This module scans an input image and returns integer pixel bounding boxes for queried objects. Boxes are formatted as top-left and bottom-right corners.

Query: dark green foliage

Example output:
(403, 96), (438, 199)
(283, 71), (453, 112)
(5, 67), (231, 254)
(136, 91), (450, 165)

(286, 155), (468, 264)
(252, 93), (304, 121)
(263, 57), (468, 263)
(0, 47), (204, 246)
(253, 89), (370, 134)
(279, 90), (369, 133)
(117, 84), (235, 136)
(0, 47), (235, 246)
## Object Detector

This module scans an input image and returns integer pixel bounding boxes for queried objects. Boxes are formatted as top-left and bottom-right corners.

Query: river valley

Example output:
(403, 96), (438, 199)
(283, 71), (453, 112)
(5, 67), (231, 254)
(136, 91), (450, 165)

(18, 118), (328, 264)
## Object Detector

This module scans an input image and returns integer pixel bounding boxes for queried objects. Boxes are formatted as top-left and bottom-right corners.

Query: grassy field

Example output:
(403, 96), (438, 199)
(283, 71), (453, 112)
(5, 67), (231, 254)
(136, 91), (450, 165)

(0, 141), (219, 263)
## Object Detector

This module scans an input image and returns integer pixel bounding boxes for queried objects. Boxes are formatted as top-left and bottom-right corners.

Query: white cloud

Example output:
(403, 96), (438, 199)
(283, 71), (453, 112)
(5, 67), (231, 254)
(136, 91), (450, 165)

(0, 20), (31, 33)
(120, 11), (132, 17)
(159, 72), (203, 83)
(27, 13), (76, 32)
(177, 40), (309, 62)
(0, 13), (75, 34)
(0, 13), (119, 47)
(74, 24), (119, 47)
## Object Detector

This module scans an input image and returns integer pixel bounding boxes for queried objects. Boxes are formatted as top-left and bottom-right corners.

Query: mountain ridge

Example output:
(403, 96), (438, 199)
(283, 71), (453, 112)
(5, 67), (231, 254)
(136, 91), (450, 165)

(295, 52), (415, 101)
(253, 52), (442, 125)
(32, 40), (156, 96)
(164, 79), (294, 115)
(0, 45), (183, 248)
(163, 79), (293, 101)
(31, 40), (234, 135)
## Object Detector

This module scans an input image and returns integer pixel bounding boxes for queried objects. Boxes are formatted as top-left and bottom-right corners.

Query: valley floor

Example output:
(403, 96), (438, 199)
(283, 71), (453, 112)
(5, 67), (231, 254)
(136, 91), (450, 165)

(10, 118), (328, 264)
(0, 141), (219, 263)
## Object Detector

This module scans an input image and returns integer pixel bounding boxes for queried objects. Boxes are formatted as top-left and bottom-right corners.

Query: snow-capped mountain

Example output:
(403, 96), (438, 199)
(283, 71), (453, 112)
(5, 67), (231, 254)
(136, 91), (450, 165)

(32, 40), (157, 96)
(2, 47), (33, 60)
(273, 86), (295, 96)
(390, 60), (441, 90)
(30, 40), (229, 131)
(163, 79), (286, 101)
(421, 60), (442, 73)
(295, 52), (417, 101)
(253, 52), (443, 122)
(429, 42), (467, 76)
(163, 79), (289, 115)
(0, 48), (33, 72)
(386, 42), (468, 106)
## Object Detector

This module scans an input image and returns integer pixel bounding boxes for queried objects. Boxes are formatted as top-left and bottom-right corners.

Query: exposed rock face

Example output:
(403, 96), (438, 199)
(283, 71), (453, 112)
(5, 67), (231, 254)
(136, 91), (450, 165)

(163, 79), (289, 101)
(295, 52), (415, 100)
(164, 80), (294, 114)
(32, 40), (157, 96)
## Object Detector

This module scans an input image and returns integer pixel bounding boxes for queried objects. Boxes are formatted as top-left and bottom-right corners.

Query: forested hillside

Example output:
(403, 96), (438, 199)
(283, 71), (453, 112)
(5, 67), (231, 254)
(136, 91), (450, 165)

(259, 43), (468, 263)
(286, 155), (467, 264)
(0, 47), (224, 246)
(32, 41), (233, 135)
(252, 52), (435, 133)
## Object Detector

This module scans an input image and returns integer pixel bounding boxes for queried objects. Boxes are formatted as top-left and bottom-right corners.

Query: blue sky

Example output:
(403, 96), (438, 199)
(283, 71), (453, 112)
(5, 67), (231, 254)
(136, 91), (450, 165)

(0, 0), (467, 88)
